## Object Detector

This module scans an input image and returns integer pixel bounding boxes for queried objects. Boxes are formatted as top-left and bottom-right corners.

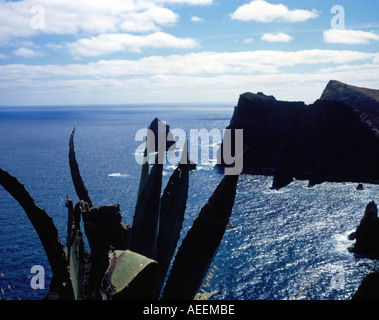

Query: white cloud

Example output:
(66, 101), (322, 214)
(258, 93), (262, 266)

(323, 29), (379, 44)
(191, 16), (204, 22)
(318, 63), (379, 74)
(120, 6), (178, 33)
(2, 68), (379, 106)
(0, 0), (213, 46)
(231, 0), (319, 23)
(68, 32), (200, 57)
(13, 47), (43, 58)
(244, 37), (255, 44)
(155, 0), (212, 4)
(261, 33), (293, 43)
(1, 48), (377, 105)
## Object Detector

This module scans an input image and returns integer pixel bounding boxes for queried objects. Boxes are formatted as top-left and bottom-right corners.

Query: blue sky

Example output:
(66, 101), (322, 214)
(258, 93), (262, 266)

(0, 0), (378, 106)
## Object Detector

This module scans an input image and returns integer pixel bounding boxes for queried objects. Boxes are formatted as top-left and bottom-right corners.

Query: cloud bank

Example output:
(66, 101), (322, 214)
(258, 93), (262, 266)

(0, 0), (212, 45)
(324, 29), (379, 44)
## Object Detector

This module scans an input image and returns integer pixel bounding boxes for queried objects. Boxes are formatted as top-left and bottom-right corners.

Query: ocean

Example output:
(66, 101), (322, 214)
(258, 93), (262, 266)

(0, 104), (378, 300)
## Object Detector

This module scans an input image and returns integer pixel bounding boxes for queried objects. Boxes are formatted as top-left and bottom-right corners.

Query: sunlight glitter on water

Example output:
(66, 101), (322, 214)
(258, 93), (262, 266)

(210, 175), (379, 300)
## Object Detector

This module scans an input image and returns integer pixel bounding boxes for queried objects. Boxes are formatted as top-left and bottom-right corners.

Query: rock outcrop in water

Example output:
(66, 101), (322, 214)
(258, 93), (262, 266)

(356, 183), (364, 191)
(219, 81), (379, 189)
(350, 201), (379, 300)
(348, 201), (379, 258)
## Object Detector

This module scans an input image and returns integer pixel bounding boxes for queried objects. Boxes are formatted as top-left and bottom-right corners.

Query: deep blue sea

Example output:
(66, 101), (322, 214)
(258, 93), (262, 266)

(0, 104), (378, 300)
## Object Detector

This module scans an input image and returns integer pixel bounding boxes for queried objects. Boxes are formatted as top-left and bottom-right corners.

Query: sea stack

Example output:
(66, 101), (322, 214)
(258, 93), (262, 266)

(349, 201), (379, 258)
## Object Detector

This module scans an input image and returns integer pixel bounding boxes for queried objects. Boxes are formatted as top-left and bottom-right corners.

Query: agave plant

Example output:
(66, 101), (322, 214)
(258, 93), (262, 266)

(0, 119), (240, 300)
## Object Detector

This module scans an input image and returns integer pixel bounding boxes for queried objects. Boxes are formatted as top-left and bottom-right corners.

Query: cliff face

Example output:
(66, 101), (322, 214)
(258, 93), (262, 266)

(321, 80), (379, 138)
(221, 81), (379, 188)
(228, 92), (306, 172)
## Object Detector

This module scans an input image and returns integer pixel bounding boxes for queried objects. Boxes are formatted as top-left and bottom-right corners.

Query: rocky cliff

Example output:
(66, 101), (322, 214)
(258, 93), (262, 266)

(321, 80), (379, 138)
(220, 81), (379, 188)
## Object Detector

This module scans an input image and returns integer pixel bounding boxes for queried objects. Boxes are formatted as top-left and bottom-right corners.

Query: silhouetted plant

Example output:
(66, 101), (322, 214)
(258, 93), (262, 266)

(0, 119), (239, 300)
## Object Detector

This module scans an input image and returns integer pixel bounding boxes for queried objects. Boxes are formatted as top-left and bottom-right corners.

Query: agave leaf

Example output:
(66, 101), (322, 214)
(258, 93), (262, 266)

(161, 174), (239, 300)
(81, 204), (123, 298)
(69, 231), (85, 300)
(194, 291), (221, 300)
(136, 127), (151, 203)
(130, 121), (166, 260)
(113, 222), (132, 251)
(101, 250), (158, 300)
(67, 226), (85, 300)
(154, 135), (189, 298)
(69, 126), (93, 208)
(65, 197), (85, 300)
(130, 160), (163, 259)
(0, 168), (74, 299)
(65, 196), (75, 265)
(148, 118), (176, 152)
